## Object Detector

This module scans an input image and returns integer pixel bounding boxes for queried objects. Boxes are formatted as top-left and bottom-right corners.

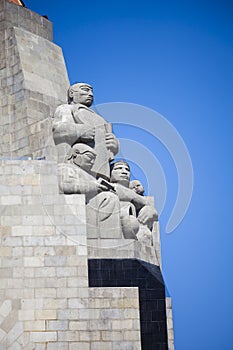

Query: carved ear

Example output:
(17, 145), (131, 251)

(67, 88), (73, 103)
(74, 154), (82, 165)
(69, 89), (73, 97)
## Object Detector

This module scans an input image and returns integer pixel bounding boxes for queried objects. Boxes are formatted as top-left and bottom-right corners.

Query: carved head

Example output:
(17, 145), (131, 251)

(68, 83), (93, 107)
(68, 143), (96, 172)
(110, 161), (130, 187)
(129, 179), (144, 196)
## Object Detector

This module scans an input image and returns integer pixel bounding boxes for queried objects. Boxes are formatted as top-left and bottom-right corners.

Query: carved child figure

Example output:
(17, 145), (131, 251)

(129, 179), (145, 196)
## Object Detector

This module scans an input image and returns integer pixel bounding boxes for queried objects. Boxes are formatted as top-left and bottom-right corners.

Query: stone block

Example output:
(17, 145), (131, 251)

(111, 320), (133, 331)
(18, 310), (35, 321)
(91, 342), (113, 350)
(101, 331), (124, 342)
(67, 256), (87, 267)
(43, 298), (67, 310)
(24, 320), (45, 331)
(81, 309), (100, 320)
(24, 257), (44, 267)
(35, 310), (57, 320)
(30, 332), (57, 343)
(123, 308), (140, 319)
(58, 309), (79, 321)
(101, 309), (122, 319)
(58, 331), (80, 342)
(69, 321), (88, 331)
(56, 288), (82, 299)
(45, 256), (67, 266)
(123, 331), (140, 341)
(1, 195), (22, 205)
(89, 320), (111, 331)
(68, 298), (88, 309)
(35, 288), (56, 298)
(47, 343), (68, 350)
(47, 320), (69, 331)
(44, 277), (67, 288)
(2, 237), (23, 247)
(56, 267), (77, 277)
(35, 345), (46, 350)
(88, 298), (110, 309)
(69, 342), (90, 350)
(79, 331), (101, 342)
(0, 246), (12, 256)
(34, 267), (56, 278)
(23, 237), (44, 247)
(21, 299), (43, 310)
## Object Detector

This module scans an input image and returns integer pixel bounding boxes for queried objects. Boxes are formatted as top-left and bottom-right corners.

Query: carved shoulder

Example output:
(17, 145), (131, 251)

(54, 104), (74, 122)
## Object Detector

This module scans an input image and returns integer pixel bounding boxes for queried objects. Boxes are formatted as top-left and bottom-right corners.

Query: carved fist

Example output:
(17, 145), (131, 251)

(80, 127), (95, 141)
(137, 205), (158, 225)
(105, 133), (119, 155)
(96, 178), (110, 192)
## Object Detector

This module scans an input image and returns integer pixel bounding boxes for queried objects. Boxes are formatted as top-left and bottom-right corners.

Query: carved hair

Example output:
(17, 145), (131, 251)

(67, 82), (92, 104)
(66, 143), (96, 161)
(110, 160), (130, 173)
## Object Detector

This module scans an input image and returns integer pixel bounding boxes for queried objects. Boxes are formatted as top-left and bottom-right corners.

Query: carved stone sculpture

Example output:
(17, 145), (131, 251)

(58, 143), (123, 239)
(52, 83), (119, 179)
(129, 179), (145, 196)
(54, 83), (158, 245)
(110, 161), (158, 244)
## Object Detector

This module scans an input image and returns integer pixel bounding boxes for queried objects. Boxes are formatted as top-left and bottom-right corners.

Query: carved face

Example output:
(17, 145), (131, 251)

(129, 180), (144, 196)
(73, 151), (96, 172)
(110, 162), (130, 187)
(69, 83), (93, 107)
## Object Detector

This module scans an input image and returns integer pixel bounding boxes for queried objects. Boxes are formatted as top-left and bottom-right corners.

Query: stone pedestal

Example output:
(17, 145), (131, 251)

(0, 160), (141, 350)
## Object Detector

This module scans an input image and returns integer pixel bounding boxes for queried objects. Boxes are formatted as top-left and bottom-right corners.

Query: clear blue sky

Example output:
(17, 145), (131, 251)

(25, 1), (233, 349)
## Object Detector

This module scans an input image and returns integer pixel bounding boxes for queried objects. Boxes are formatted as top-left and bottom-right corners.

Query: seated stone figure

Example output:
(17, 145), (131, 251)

(110, 161), (158, 244)
(58, 146), (157, 244)
(58, 143), (123, 239)
(52, 82), (119, 179)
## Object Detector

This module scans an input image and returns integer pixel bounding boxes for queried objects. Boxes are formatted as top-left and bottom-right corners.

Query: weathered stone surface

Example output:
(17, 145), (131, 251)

(0, 0), (69, 159)
(0, 161), (142, 349)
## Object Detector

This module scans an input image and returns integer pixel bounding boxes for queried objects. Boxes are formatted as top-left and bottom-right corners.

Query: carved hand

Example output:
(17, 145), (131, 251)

(79, 126), (95, 141)
(96, 178), (111, 192)
(105, 133), (119, 155)
(137, 205), (158, 225)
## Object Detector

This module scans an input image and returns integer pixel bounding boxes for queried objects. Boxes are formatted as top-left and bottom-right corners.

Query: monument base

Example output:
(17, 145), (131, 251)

(0, 160), (175, 349)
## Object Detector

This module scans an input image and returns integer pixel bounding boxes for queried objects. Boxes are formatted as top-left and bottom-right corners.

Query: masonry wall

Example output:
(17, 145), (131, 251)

(0, 0), (69, 159)
(0, 160), (141, 349)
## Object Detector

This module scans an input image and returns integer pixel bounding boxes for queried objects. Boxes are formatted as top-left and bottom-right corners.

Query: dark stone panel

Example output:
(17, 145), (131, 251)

(88, 258), (168, 350)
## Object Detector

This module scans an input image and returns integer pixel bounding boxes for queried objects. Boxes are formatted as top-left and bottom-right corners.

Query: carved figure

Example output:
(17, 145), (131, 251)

(52, 83), (119, 178)
(110, 161), (158, 243)
(58, 148), (157, 244)
(129, 179), (145, 196)
(58, 144), (122, 238)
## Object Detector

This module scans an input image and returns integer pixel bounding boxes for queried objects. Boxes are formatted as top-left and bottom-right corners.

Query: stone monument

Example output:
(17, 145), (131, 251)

(0, 1), (175, 349)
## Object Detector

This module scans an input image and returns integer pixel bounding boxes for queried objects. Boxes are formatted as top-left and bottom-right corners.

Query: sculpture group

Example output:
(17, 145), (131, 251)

(52, 83), (158, 245)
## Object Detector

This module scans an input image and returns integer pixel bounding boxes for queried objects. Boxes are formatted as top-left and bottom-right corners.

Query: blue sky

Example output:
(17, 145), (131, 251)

(25, 1), (233, 349)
